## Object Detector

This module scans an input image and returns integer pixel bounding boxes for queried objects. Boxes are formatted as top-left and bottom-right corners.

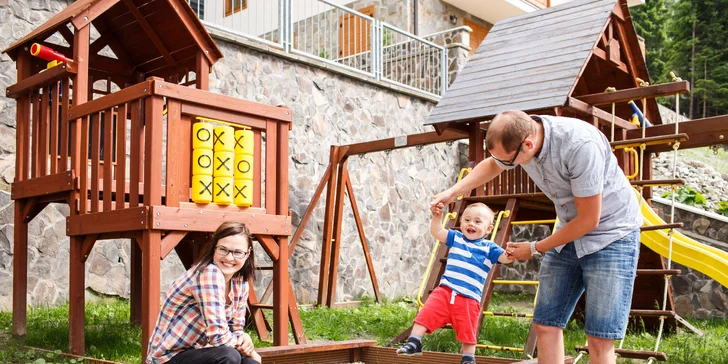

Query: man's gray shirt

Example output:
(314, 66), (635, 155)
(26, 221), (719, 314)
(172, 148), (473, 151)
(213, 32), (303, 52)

(494, 115), (642, 257)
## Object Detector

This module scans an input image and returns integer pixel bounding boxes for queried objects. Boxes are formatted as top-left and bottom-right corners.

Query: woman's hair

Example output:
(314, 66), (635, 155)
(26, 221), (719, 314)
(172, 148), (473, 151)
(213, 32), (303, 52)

(193, 221), (255, 282)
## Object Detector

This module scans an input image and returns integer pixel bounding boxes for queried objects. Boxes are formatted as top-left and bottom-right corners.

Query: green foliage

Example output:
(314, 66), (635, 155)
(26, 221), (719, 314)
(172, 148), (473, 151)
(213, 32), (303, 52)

(318, 48), (329, 60)
(631, 0), (669, 85)
(661, 185), (707, 206)
(382, 28), (394, 47)
(717, 201), (728, 216)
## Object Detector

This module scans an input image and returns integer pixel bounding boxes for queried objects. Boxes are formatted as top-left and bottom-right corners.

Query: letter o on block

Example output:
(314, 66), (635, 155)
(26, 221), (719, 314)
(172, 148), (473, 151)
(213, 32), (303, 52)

(192, 149), (213, 176)
(193, 122), (213, 150)
(234, 154), (254, 181)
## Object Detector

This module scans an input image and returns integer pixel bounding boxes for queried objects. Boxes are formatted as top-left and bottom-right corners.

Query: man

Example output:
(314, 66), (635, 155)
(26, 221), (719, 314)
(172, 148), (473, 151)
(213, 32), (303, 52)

(431, 110), (642, 364)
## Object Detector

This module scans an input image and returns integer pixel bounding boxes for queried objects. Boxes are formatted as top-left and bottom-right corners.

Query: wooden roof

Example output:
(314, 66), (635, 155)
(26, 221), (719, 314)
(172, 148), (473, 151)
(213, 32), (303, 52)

(3, 0), (223, 78)
(427, 0), (660, 126)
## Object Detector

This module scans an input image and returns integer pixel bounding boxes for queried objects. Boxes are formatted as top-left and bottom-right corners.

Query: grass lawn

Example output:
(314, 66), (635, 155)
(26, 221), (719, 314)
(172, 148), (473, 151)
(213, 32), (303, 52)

(677, 146), (728, 175)
(1, 293), (727, 363)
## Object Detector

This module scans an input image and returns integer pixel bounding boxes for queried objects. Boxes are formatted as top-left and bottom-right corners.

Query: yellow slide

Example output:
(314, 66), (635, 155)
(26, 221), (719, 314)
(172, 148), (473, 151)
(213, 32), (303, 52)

(640, 196), (728, 288)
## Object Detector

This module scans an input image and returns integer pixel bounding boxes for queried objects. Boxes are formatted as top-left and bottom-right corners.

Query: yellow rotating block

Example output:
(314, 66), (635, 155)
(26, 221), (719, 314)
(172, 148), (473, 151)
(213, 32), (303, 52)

(234, 129), (254, 155)
(193, 122), (213, 150)
(192, 149), (213, 176)
(213, 125), (234, 152)
(213, 177), (234, 205)
(213, 151), (234, 178)
(191, 175), (213, 204)
(234, 179), (253, 207)
(234, 154), (254, 180)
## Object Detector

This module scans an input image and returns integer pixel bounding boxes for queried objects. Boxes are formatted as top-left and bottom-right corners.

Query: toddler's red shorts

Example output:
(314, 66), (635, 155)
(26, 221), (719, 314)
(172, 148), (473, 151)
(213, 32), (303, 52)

(414, 285), (481, 344)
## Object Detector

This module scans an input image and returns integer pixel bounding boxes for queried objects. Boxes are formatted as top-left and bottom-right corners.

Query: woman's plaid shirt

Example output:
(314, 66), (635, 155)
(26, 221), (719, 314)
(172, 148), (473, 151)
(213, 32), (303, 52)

(146, 263), (249, 363)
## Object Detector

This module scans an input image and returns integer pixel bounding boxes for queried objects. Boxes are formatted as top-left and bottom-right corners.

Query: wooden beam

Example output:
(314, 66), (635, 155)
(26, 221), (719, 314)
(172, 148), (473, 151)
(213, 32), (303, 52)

(155, 81), (293, 123)
(627, 115), (728, 140)
(592, 47), (629, 74)
(6, 62), (77, 99)
(66, 206), (149, 235)
(576, 81), (691, 106)
(71, 0), (118, 29)
(160, 231), (189, 260)
(11, 170), (75, 200)
(80, 234), (99, 263)
(120, 0), (177, 66)
(565, 97), (636, 130)
(68, 80), (153, 119)
(343, 129), (468, 156)
(149, 206), (291, 236)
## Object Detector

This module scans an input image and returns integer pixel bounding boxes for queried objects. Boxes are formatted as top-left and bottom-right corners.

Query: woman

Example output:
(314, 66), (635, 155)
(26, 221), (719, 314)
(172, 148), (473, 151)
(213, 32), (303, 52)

(146, 222), (262, 364)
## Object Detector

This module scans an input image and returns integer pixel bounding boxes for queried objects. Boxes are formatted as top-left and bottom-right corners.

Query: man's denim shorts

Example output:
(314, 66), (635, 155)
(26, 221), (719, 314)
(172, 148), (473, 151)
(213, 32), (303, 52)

(532, 229), (640, 339)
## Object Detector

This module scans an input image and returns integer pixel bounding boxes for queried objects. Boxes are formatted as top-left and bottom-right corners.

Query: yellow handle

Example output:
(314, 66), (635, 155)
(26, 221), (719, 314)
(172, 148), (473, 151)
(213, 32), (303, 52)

(624, 147), (639, 180)
(456, 168), (471, 200)
(490, 210), (510, 241)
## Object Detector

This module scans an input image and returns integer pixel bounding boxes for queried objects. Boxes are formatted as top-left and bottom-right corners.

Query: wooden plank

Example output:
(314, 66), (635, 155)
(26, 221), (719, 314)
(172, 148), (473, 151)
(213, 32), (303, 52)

(287, 282), (306, 344)
(15, 50), (32, 180)
(31, 93), (40, 178)
(49, 81), (60, 174)
(325, 160), (348, 307)
(484, 5), (612, 40)
(11, 170), (75, 200)
(164, 99), (182, 207)
(591, 47), (628, 74)
(164, 0), (222, 65)
(289, 166), (331, 254)
(360, 346), (525, 363)
(177, 113), (192, 204)
(103, 108), (113, 211)
(129, 100), (142, 207)
(428, 96), (568, 125)
(144, 95), (164, 206)
(626, 115), (728, 139)
(432, 84), (573, 115)
(39, 87), (50, 176)
(60, 78), (71, 172)
(140, 230), (161, 360)
(257, 340), (377, 356)
(344, 168), (382, 304)
(68, 80), (152, 119)
(343, 129), (467, 156)
(115, 103), (127, 210)
(6, 62), (77, 99)
(274, 119), (290, 346)
(12, 202), (28, 336)
(577, 81), (690, 106)
(253, 130), (262, 207)
(90, 113), (101, 213)
(66, 206), (148, 235)
(180, 103), (268, 130)
(611, 134), (688, 150)
(120, 0), (176, 66)
(564, 97), (636, 130)
(160, 231), (188, 260)
(69, 235), (85, 354)
(476, 31), (601, 64)
(494, 0), (609, 29)
(318, 147), (339, 306)
(79, 115), (90, 214)
(154, 81), (293, 123)
(574, 346), (666, 361)
(149, 206), (291, 236)
(456, 48), (591, 82)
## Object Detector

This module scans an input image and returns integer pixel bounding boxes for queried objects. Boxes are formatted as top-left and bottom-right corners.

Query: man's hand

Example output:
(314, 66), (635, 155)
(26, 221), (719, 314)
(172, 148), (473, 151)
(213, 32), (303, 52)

(236, 333), (255, 357)
(431, 189), (456, 208)
(505, 242), (532, 261)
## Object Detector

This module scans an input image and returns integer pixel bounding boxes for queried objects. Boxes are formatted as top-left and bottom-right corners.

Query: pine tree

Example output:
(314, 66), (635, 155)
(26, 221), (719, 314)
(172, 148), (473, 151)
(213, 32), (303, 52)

(631, 0), (669, 84)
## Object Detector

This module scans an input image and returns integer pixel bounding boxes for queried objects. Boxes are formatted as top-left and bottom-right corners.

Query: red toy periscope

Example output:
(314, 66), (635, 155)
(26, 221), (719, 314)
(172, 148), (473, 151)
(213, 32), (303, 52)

(30, 43), (72, 64)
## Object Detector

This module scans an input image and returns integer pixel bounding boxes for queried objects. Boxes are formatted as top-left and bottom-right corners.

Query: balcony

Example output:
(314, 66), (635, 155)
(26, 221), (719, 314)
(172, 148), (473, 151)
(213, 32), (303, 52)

(186, 0), (448, 97)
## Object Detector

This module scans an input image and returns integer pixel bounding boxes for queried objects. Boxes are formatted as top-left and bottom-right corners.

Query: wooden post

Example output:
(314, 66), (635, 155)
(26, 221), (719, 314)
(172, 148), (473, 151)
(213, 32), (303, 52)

(12, 202), (28, 337)
(469, 122), (484, 196)
(318, 146), (339, 306)
(195, 51), (209, 90)
(130, 239), (142, 326)
(141, 230), (161, 359)
(69, 236), (85, 354)
(325, 159), (348, 307)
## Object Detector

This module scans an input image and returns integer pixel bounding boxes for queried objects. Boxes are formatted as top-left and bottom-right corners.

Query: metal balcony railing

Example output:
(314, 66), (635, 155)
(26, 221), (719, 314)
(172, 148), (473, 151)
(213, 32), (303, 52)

(188, 0), (448, 97)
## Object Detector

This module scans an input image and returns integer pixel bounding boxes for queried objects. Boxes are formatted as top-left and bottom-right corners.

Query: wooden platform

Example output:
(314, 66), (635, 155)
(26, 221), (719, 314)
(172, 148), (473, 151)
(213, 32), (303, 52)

(257, 341), (575, 363)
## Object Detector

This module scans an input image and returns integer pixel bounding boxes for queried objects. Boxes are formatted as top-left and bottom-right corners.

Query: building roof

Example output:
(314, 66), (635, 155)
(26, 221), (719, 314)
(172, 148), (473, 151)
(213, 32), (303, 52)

(3, 0), (223, 77)
(427, 0), (659, 126)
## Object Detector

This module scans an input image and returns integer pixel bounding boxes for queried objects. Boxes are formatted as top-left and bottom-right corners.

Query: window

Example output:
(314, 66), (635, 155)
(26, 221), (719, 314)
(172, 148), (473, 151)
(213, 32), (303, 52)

(225, 0), (246, 17)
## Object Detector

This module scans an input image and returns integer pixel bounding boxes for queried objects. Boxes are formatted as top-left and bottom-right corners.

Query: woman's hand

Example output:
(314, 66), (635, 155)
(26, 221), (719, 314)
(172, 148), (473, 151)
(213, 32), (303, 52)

(236, 332), (255, 357)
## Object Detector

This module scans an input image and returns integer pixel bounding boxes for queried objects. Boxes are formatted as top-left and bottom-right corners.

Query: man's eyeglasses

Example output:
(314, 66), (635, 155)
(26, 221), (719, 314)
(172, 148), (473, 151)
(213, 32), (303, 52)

(491, 136), (528, 167)
(215, 245), (250, 260)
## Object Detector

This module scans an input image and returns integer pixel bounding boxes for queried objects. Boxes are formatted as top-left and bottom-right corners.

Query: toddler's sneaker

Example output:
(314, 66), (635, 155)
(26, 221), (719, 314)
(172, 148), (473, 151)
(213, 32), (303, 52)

(396, 337), (422, 356)
(461, 356), (477, 364)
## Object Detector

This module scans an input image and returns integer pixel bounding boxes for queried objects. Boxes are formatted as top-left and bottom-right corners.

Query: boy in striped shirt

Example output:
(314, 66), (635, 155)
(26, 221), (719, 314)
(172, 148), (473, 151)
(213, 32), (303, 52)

(397, 202), (513, 364)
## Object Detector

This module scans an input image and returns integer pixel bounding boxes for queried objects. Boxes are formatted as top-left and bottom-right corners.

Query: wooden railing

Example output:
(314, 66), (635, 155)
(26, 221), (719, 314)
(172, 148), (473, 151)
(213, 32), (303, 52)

(484, 151), (540, 196)
(64, 77), (292, 217)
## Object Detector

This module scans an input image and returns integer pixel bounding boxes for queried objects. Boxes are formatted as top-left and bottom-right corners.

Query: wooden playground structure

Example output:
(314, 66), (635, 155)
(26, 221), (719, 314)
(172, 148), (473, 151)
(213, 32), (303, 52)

(4, 0), (728, 363)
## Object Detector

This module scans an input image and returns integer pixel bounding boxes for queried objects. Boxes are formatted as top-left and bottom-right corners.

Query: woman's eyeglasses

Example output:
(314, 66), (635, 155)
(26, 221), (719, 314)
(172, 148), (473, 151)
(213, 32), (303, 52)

(215, 245), (250, 259)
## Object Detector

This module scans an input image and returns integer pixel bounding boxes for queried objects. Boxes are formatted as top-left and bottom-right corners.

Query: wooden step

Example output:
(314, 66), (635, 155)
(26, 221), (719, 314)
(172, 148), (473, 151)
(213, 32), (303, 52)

(636, 269), (682, 276)
(640, 223), (683, 232)
(631, 179), (685, 187)
(575, 346), (667, 361)
(630, 309), (675, 318)
(611, 133), (688, 150)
